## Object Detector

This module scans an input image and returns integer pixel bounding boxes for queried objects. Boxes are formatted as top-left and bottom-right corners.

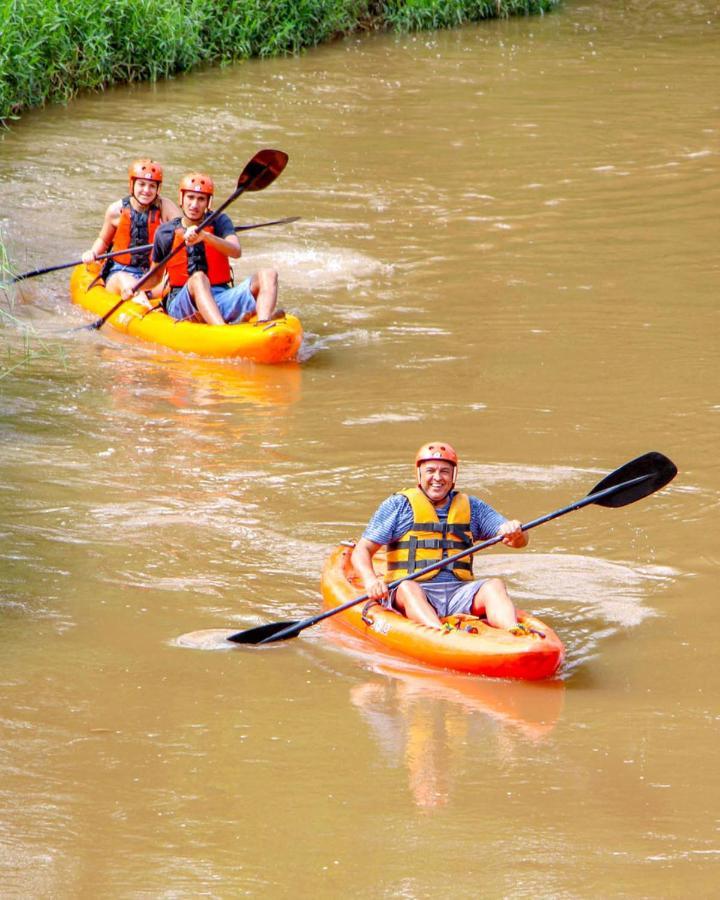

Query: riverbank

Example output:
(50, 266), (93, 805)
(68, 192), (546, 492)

(0, 0), (557, 123)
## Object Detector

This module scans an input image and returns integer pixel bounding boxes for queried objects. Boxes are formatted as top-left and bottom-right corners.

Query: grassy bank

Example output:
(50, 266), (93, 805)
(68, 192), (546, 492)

(0, 0), (557, 123)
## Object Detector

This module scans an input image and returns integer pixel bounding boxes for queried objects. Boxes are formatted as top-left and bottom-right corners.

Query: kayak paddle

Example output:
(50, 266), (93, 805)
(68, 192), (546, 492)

(226, 451), (677, 646)
(5, 216), (300, 288)
(7, 214), (300, 284)
(8, 246), (148, 285)
(83, 149), (289, 333)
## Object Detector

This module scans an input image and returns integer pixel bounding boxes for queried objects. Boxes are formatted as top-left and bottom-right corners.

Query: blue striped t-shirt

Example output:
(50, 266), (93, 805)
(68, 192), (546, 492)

(362, 491), (506, 584)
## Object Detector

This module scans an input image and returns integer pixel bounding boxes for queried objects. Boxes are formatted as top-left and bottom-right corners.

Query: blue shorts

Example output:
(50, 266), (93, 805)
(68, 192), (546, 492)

(105, 263), (145, 281)
(388, 578), (487, 618)
(166, 277), (256, 324)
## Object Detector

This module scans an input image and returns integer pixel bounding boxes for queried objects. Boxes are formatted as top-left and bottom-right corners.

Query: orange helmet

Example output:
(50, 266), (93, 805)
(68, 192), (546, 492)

(128, 159), (163, 191)
(415, 442), (458, 468)
(179, 172), (214, 199)
(415, 442), (458, 485)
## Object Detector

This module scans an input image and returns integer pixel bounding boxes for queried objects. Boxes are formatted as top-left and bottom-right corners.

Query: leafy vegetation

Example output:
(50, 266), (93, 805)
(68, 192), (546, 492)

(0, 0), (557, 122)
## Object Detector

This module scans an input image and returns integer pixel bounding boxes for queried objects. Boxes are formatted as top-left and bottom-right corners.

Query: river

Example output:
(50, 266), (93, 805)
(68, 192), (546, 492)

(1, 0), (718, 895)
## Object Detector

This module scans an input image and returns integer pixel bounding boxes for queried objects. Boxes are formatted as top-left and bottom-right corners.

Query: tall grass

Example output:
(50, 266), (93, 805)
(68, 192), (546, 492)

(1, 0), (557, 123)
(380, 0), (554, 31)
(0, 227), (68, 380)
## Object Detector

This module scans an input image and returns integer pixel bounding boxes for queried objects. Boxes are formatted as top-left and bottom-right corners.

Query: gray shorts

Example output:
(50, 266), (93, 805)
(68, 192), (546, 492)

(388, 578), (486, 619)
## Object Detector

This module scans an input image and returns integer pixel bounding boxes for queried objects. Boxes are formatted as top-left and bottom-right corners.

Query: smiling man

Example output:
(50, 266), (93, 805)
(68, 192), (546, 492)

(127, 172), (280, 324)
(351, 442), (528, 631)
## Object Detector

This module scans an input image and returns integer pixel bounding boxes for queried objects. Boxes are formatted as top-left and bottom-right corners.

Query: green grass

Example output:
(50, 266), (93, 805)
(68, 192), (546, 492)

(1, 0), (557, 123)
(0, 227), (69, 380)
(379, 0), (554, 31)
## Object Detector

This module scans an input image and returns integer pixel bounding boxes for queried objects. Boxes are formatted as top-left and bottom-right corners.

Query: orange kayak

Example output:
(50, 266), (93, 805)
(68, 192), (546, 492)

(320, 544), (564, 681)
(69, 264), (303, 363)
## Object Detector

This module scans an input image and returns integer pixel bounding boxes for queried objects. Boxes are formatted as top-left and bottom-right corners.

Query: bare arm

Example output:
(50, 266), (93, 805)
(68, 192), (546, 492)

(186, 227), (241, 259)
(82, 201), (120, 264)
(351, 538), (389, 600)
(160, 196), (182, 220)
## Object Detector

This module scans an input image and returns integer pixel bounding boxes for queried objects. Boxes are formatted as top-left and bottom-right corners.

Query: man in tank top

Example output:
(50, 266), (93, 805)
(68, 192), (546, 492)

(351, 442), (528, 632)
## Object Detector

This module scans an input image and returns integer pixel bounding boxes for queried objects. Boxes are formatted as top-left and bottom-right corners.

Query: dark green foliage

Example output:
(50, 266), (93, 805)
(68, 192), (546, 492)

(377, 0), (556, 31)
(0, 0), (557, 123)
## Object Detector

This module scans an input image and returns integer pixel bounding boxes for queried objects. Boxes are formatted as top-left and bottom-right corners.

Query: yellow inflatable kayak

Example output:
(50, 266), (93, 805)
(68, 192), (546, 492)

(69, 264), (303, 363)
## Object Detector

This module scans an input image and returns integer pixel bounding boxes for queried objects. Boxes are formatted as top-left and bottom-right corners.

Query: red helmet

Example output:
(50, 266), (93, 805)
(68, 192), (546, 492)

(179, 172), (214, 199)
(128, 159), (163, 191)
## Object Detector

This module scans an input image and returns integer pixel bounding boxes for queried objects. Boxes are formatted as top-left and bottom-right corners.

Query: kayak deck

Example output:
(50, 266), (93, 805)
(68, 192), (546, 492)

(321, 544), (564, 681)
(69, 264), (303, 363)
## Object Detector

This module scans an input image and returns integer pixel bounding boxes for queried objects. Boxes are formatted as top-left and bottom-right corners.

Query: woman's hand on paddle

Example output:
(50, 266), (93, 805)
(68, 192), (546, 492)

(81, 250), (96, 265)
(498, 519), (528, 549)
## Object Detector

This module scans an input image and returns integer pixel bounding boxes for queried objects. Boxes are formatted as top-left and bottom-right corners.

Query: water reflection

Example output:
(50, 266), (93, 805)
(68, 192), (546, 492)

(95, 352), (304, 465)
(103, 353), (303, 413)
(350, 660), (564, 810)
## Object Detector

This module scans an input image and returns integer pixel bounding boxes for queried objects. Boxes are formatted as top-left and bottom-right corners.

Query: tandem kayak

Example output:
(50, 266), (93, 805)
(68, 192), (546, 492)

(320, 543), (564, 681)
(69, 264), (303, 363)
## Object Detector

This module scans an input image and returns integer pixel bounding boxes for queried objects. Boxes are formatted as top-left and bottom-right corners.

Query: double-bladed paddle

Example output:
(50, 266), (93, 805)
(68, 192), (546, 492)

(6, 214), (298, 288)
(226, 451), (677, 646)
(83, 216), (299, 277)
(81, 216), (300, 295)
(82, 149), (288, 333)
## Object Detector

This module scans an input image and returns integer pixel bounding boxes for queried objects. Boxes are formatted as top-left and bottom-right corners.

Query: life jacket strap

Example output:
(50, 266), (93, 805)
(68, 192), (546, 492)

(386, 559), (473, 573)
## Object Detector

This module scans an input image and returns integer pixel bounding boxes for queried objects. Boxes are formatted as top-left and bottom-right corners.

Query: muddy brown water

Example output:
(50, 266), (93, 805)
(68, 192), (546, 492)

(1, 0), (718, 895)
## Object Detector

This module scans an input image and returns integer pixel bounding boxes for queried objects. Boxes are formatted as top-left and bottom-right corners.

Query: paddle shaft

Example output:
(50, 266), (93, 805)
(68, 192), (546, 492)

(79, 217), (300, 315)
(93, 217), (300, 271)
(10, 245), (148, 284)
(254, 471), (653, 644)
(10, 217), (299, 287)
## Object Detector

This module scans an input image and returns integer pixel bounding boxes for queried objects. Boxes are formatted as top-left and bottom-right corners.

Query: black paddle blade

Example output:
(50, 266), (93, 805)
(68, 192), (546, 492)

(237, 149), (289, 192)
(226, 619), (299, 645)
(588, 451), (677, 508)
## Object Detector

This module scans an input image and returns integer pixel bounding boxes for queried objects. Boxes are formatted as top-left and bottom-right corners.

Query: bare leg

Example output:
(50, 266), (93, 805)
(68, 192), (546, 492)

(187, 272), (225, 325)
(106, 270), (141, 297)
(250, 269), (279, 321)
(394, 581), (442, 628)
(471, 577), (518, 630)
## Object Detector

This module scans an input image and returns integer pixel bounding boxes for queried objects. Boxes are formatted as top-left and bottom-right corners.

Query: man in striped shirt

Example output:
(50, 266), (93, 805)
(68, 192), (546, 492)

(351, 442), (527, 631)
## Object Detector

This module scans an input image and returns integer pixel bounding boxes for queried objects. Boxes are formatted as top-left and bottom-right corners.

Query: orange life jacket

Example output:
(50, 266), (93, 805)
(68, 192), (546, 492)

(386, 488), (474, 582)
(112, 196), (162, 267)
(164, 218), (233, 288)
